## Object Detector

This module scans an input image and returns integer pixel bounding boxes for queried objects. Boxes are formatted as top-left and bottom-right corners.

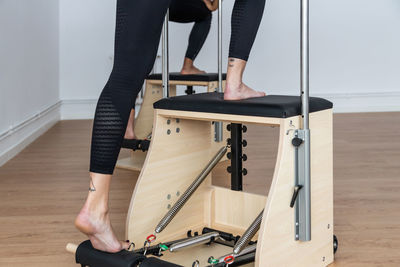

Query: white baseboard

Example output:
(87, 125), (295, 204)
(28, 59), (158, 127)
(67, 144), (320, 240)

(60, 99), (143, 120)
(60, 99), (98, 120)
(315, 91), (400, 113)
(0, 102), (61, 167)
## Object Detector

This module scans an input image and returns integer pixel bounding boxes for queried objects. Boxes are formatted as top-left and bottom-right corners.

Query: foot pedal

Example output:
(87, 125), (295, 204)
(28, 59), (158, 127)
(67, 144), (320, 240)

(122, 139), (150, 152)
(75, 240), (145, 267)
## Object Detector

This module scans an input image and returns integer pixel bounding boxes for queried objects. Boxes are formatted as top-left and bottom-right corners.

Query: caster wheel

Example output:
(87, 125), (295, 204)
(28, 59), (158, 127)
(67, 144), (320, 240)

(333, 235), (338, 254)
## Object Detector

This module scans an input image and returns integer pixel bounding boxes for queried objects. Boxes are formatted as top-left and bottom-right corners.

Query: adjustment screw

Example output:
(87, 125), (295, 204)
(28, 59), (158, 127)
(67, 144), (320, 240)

(227, 124), (231, 131)
(227, 138), (232, 145)
(242, 140), (248, 147)
(167, 119), (171, 125)
(242, 154), (248, 161)
(227, 166), (232, 173)
(242, 125), (247, 133)
(227, 152), (232, 159)
(292, 137), (303, 147)
(167, 129), (171, 135)
(242, 168), (248, 175)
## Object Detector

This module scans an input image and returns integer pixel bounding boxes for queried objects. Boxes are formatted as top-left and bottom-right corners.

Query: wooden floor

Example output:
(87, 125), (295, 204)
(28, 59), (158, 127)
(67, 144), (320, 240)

(0, 113), (399, 267)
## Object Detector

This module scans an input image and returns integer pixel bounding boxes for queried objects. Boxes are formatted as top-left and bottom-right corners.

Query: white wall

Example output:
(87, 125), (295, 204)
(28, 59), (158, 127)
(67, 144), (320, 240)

(0, 0), (60, 165)
(60, 0), (400, 118)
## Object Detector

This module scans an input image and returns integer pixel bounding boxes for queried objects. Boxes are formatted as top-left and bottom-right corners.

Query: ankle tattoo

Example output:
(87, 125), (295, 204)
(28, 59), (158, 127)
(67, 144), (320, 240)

(229, 58), (235, 68)
(89, 178), (96, 192)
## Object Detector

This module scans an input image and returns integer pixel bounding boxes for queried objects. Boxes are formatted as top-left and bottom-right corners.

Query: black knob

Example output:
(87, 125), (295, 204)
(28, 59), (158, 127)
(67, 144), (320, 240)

(227, 166), (232, 173)
(292, 137), (303, 147)
(242, 168), (248, 175)
(242, 140), (247, 147)
(227, 152), (232, 159)
(227, 124), (231, 131)
(242, 154), (247, 161)
(242, 125), (247, 133)
(227, 138), (231, 145)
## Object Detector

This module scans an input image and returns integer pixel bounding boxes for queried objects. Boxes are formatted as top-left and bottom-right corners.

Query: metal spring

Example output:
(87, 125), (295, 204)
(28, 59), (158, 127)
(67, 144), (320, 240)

(155, 146), (228, 234)
(233, 210), (264, 255)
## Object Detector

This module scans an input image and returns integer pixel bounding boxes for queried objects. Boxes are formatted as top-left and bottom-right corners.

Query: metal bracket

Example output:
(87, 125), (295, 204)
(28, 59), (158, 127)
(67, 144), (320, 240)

(293, 129), (311, 241)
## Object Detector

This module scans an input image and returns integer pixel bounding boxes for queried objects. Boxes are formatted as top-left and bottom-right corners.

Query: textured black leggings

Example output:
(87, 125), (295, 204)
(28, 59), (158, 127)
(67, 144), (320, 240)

(169, 0), (212, 60)
(90, 0), (265, 174)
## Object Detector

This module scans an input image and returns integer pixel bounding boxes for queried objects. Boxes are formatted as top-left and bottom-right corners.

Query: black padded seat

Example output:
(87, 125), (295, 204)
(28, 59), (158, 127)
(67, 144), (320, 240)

(147, 72), (227, 82)
(154, 92), (332, 118)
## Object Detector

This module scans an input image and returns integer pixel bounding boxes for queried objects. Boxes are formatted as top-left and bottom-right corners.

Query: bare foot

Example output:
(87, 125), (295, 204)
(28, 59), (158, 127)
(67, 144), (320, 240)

(180, 57), (206, 75)
(224, 82), (266, 100)
(75, 205), (130, 253)
(180, 65), (206, 75)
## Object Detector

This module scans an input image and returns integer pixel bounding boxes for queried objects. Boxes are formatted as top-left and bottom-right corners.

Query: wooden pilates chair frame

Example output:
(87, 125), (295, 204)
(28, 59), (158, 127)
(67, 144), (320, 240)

(125, 107), (334, 267)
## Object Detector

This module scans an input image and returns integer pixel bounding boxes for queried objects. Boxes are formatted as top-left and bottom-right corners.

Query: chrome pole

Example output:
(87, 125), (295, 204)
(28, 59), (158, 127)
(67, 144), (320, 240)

(215, 0), (223, 142)
(162, 10), (170, 98)
(300, 0), (311, 241)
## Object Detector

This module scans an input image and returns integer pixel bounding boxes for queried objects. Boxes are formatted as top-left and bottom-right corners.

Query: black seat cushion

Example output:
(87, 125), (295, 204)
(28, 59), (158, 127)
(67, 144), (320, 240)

(147, 72), (226, 82)
(154, 92), (332, 118)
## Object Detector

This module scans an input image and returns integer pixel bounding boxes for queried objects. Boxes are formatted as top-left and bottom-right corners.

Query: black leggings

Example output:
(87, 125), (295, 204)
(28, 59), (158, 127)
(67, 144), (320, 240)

(90, 0), (265, 174)
(169, 0), (212, 61)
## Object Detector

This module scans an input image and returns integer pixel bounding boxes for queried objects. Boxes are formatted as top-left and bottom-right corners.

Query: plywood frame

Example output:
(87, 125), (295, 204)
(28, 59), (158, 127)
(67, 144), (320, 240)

(125, 108), (334, 266)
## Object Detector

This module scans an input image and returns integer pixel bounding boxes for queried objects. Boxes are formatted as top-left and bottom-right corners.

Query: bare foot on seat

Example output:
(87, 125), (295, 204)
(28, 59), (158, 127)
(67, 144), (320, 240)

(224, 57), (265, 100)
(180, 57), (206, 75)
(75, 174), (130, 253)
(224, 82), (265, 100)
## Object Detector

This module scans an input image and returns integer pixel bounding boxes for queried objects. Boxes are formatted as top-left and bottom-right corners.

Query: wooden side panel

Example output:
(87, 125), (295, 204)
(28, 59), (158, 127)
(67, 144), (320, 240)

(126, 112), (216, 245)
(211, 186), (266, 234)
(256, 109), (334, 267)
(134, 82), (176, 139)
(115, 150), (146, 172)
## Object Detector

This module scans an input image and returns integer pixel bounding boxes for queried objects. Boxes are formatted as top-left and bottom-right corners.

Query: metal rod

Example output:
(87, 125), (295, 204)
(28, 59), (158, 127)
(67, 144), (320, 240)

(162, 10), (170, 98)
(169, 232), (220, 252)
(233, 210), (263, 255)
(215, 0), (223, 142)
(300, 0), (311, 241)
(218, 0), (223, 93)
(155, 146), (228, 234)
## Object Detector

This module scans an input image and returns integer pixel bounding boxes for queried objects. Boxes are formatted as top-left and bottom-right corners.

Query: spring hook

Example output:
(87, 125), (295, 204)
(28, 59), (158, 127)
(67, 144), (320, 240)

(224, 255), (235, 265)
(143, 240), (151, 256)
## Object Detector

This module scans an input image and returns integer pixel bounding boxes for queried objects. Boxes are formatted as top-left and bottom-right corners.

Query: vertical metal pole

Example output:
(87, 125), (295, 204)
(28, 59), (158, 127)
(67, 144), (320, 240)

(162, 10), (170, 98)
(300, 0), (311, 241)
(215, 0), (223, 142)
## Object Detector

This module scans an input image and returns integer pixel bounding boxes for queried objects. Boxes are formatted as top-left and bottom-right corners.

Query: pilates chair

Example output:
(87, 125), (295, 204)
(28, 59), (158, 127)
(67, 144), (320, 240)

(116, 72), (227, 172)
(68, 92), (337, 267)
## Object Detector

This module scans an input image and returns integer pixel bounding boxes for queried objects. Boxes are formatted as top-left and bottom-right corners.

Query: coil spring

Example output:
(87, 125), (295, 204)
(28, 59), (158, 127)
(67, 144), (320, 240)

(155, 146), (228, 234)
(233, 210), (264, 255)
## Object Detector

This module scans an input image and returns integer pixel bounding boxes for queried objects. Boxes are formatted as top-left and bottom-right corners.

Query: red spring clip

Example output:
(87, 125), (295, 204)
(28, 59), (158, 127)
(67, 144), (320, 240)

(146, 234), (156, 243)
(224, 255), (235, 264)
